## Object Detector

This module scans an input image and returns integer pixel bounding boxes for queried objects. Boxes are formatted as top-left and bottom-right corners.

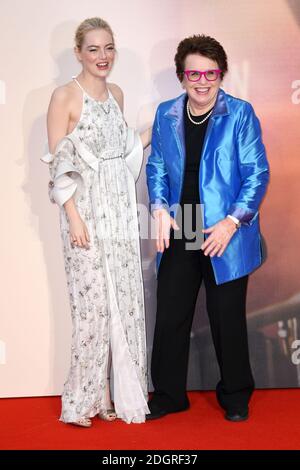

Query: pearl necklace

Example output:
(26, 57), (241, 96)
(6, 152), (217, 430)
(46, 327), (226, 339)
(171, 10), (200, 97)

(186, 101), (214, 125)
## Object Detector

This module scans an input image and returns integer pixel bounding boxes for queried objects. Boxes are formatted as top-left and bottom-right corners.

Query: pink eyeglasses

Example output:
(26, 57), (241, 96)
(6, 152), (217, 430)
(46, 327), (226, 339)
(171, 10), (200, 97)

(184, 69), (222, 82)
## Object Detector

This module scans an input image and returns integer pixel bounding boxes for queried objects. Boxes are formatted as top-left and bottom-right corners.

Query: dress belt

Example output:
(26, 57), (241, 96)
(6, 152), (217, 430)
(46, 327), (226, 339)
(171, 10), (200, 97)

(98, 153), (124, 163)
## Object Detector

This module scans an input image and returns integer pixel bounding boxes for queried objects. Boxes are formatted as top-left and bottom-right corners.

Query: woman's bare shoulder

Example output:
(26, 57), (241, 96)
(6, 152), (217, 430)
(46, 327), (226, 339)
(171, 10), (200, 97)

(108, 82), (123, 94)
(49, 81), (78, 107)
(108, 82), (124, 107)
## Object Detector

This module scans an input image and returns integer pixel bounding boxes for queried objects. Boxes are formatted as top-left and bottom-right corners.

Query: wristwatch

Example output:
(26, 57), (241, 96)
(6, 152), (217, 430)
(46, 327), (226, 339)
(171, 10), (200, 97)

(227, 214), (241, 229)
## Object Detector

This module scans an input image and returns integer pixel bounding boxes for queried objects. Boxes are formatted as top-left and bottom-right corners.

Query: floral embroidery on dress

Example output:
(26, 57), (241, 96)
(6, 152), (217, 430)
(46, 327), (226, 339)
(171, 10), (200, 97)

(45, 85), (148, 424)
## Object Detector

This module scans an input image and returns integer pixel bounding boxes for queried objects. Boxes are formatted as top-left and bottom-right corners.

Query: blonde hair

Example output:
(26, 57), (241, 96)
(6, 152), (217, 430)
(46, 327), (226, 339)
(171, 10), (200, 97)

(75, 17), (115, 50)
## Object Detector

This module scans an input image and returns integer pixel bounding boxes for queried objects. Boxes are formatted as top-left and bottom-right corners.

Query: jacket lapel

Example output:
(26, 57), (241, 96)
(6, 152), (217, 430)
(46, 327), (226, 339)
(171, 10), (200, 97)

(163, 89), (229, 160)
(199, 89), (230, 164)
(164, 89), (230, 167)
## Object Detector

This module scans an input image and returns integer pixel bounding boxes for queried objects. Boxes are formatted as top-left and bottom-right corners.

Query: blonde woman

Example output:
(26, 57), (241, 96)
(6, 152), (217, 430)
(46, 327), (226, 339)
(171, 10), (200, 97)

(42, 18), (151, 427)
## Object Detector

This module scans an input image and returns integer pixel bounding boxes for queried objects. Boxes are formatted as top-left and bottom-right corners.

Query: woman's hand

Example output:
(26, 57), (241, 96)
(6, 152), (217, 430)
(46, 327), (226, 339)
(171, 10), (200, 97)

(201, 217), (237, 257)
(63, 196), (90, 249)
(69, 213), (90, 249)
(153, 208), (179, 253)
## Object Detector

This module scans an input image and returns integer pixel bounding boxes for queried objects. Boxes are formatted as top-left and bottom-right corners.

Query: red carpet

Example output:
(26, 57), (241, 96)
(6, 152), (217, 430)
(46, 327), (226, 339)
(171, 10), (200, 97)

(1, 389), (300, 450)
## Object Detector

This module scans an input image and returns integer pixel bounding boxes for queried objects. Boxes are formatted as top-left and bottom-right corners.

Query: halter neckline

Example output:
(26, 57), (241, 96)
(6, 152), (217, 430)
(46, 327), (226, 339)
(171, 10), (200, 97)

(72, 76), (111, 104)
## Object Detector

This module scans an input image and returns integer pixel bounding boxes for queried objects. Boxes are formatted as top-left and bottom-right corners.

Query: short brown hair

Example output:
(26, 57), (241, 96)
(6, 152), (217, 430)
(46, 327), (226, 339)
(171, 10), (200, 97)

(174, 34), (228, 81)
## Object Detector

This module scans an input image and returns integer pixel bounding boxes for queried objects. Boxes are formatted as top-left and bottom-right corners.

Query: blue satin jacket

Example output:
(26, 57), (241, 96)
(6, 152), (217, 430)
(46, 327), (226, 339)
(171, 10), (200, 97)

(146, 89), (270, 284)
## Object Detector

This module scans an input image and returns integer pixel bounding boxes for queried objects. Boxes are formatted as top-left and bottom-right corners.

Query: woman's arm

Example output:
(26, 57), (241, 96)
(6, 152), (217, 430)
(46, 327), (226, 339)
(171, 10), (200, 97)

(228, 102), (270, 225)
(47, 87), (90, 249)
(146, 106), (179, 252)
(201, 103), (270, 258)
(146, 107), (170, 213)
(47, 87), (70, 154)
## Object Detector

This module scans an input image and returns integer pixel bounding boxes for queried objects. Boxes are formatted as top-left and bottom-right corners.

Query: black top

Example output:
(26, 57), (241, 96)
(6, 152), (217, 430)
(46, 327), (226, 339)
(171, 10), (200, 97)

(180, 96), (213, 205)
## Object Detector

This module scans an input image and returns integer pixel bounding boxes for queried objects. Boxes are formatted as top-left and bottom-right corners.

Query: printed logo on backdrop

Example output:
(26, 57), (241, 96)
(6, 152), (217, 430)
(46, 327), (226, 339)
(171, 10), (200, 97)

(291, 340), (300, 365)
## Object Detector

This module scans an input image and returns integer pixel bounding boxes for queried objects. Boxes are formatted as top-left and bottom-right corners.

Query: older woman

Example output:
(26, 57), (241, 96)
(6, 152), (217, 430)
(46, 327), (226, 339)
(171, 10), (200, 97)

(146, 34), (269, 421)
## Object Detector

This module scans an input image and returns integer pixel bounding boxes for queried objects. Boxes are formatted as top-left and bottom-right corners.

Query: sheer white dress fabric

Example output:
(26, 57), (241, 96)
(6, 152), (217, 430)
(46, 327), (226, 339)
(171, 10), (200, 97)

(41, 82), (149, 423)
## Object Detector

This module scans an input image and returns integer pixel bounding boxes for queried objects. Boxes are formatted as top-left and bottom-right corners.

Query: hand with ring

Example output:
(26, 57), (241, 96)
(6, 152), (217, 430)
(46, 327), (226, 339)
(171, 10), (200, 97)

(69, 214), (90, 249)
(201, 217), (237, 257)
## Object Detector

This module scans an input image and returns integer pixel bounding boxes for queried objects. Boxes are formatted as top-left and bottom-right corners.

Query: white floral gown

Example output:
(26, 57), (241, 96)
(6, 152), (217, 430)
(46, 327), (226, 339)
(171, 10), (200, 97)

(41, 78), (149, 423)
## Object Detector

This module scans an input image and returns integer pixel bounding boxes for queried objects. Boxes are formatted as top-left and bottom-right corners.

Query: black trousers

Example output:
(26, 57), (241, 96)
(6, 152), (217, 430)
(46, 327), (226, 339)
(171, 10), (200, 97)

(151, 227), (255, 414)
